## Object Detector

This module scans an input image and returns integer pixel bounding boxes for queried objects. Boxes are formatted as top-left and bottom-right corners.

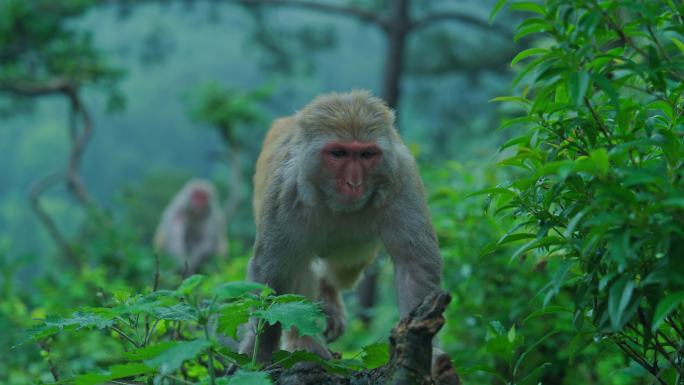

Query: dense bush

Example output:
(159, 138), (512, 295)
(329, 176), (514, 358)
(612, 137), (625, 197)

(486, 0), (684, 383)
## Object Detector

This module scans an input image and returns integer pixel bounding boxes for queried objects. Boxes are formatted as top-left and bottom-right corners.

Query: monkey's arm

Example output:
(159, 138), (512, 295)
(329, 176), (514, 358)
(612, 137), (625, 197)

(380, 187), (443, 318)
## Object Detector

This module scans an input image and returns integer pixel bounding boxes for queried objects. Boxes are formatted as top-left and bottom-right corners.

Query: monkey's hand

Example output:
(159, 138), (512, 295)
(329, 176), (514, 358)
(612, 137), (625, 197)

(323, 302), (347, 343)
(283, 332), (333, 360)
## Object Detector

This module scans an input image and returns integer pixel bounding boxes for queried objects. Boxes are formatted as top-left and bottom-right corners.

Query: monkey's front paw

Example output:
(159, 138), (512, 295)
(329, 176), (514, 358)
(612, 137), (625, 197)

(283, 335), (333, 360)
(323, 309), (347, 343)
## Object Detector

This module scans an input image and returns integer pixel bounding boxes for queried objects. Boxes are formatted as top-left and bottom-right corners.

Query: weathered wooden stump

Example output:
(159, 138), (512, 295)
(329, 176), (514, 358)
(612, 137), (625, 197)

(270, 291), (460, 385)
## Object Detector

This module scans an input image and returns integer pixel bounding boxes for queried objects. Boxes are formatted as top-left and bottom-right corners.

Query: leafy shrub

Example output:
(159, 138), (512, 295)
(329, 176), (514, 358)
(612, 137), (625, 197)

(487, 1), (684, 384)
(25, 274), (385, 384)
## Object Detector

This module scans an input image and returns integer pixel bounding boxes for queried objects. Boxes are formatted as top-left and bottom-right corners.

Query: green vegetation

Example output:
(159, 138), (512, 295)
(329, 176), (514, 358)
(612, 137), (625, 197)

(1, 0), (683, 384)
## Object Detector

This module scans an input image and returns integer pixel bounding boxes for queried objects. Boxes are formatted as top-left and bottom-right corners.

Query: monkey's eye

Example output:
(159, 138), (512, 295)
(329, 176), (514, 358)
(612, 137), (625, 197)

(330, 149), (348, 158)
(360, 151), (377, 159)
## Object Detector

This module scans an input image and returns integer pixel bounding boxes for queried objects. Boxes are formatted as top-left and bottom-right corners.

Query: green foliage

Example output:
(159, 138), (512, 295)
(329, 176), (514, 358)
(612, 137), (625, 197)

(487, 0), (684, 383)
(0, 0), (123, 108)
(189, 83), (272, 147)
(23, 274), (380, 384)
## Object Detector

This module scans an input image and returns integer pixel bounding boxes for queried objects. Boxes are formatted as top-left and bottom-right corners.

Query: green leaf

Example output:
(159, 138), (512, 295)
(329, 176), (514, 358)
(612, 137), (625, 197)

(522, 306), (571, 324)
(214, 281), (271, 299)
(651, 292), (684, 332)
(465, 187), (515, 199)
(361, 343), (389, 369)
(218, 301), (253, 339)
(489, 0), (509, 23)
(608, 278), (635, 331)
(589, 148), (609, 177)
(124, 341), (178, 361)
(567, 71), (590, 106)
(74, 363), (153, 385)
(145, 339), (211, 374)
(507, 325), (516, 343)
(175, 274), (205, 296)
(497, 233), (537, 246)
(490, 95), (531, 108)
(219, 369), (272, 385)
(510, 47), (548, 66)
(510, 2), (546, 16)
(518, 362), (551, 385)
(152, 303), (198, 321)
(514, 18), (550, 41)
(255, 302), (325, 337)
(568, 331), (594, 363)
(670, 37), (684, 55)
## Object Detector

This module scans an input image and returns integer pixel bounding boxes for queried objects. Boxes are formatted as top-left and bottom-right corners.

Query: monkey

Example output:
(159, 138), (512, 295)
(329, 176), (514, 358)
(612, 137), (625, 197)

(154, 179), (228, 276)
(239, 90), (443, 363)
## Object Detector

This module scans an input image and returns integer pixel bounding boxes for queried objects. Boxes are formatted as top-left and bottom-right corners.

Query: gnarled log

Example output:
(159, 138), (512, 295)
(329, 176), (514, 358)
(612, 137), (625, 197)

(266, 291), (460, 385)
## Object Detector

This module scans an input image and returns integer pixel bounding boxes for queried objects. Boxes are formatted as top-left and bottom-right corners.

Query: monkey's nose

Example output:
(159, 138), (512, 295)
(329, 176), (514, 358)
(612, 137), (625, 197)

(346, 181), (362, 189)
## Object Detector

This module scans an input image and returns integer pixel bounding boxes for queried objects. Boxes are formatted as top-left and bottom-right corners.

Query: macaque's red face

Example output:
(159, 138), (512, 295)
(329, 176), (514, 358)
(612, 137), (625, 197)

(190, 189), (209, 211)
(321, 141), (383, 200)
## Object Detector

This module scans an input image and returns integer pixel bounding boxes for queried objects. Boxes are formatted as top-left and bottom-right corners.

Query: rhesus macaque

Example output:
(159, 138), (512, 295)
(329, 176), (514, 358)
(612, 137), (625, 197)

(240, 90), (443, 362)
(154, 179), (227, 276)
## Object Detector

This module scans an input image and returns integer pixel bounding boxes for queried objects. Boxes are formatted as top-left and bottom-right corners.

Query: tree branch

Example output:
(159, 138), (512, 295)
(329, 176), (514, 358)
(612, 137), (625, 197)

(65, 89), (94, 206)
(29, 171), (80, 268)
(410, 12), (511, 37)
(0, 78), (73, 96)
(231, 0), (386, 29)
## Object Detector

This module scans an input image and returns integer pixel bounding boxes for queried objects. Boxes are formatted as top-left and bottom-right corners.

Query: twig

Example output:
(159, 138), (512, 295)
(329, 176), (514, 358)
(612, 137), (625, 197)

(38, 342), (60, 383)
(111, 325), (141, 348)
(410, 11), (511, 37)
(231, 0), (386, 28)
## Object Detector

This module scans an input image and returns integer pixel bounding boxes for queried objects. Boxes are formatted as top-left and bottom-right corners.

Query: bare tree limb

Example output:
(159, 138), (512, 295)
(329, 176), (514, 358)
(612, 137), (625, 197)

(29, 171), (80, 268)
(231, 0), (387, 29)
(0, 78), (73, 96)
(65, 89), (94, 206)
(410, 12), (511, 37)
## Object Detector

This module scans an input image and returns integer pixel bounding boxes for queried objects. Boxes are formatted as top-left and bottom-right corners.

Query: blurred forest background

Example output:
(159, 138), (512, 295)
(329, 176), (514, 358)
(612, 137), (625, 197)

(2, 1), (684, 385)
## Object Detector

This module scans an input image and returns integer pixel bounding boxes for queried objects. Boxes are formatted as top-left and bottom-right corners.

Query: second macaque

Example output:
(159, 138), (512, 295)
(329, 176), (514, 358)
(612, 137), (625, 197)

(154, 179), (228, 276)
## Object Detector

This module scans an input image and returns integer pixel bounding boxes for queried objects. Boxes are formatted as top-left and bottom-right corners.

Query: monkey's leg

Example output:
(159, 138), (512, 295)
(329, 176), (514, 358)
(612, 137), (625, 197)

(281, 263), (333, 359)
(317, 260), (371, 342)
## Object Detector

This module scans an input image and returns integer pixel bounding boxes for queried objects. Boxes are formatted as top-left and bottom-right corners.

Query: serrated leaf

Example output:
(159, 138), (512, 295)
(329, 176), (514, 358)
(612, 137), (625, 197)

(214, 281), (271, 299)
(175, 274), (205, 295)
(28, 311), (115, 340)
(255, 302), (325, 337)
(651, 292), (684, 331)
(145, 339), (211, 374)
(218, 301), (252, 339)
(361, 343), (389, 369)
(219, 369), (272, 385)
(125, 341), (179, 361)
(74, 363), (153, 385)
(151, 303), (198, 321)
(272, 294), (308, 303)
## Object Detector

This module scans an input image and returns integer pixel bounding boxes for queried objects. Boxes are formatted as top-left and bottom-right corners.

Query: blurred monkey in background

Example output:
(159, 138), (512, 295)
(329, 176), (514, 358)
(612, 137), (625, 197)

(154, 179), (227, 276)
